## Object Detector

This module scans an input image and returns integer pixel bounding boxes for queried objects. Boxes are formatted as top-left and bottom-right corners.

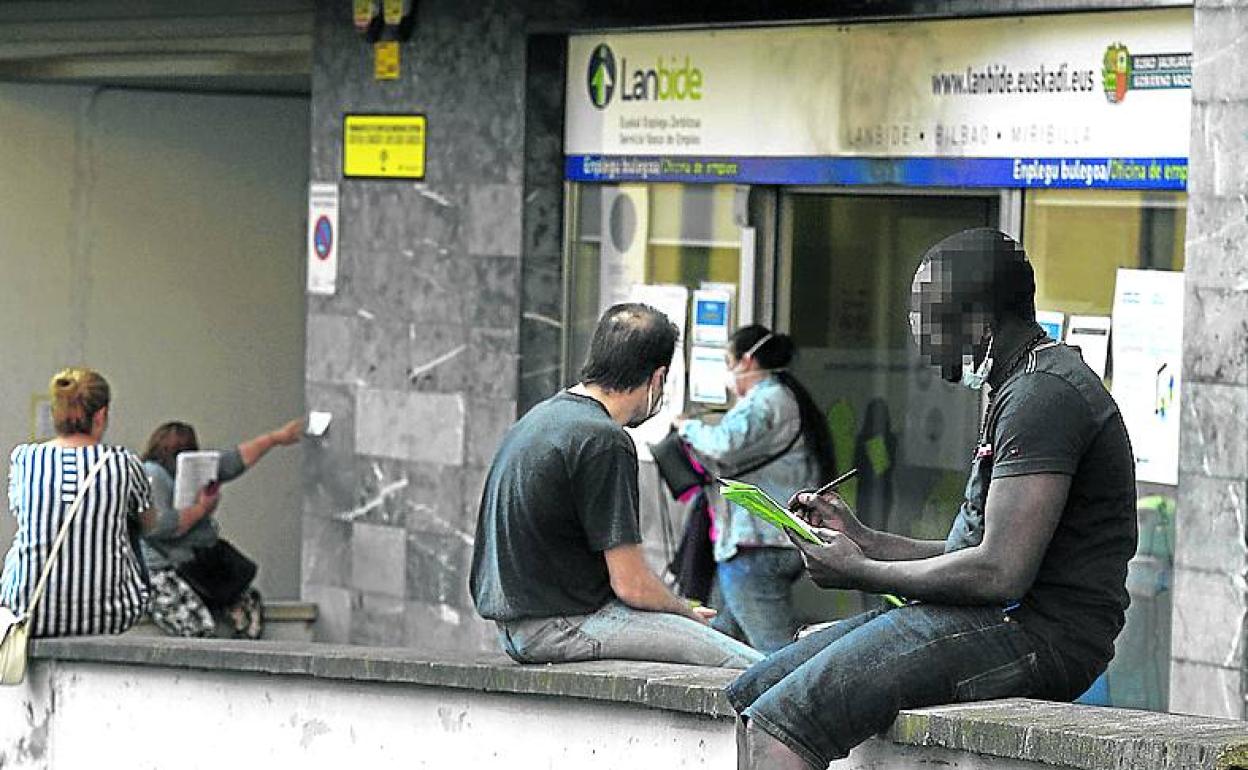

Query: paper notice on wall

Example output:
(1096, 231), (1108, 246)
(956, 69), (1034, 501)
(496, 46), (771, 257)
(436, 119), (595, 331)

(1111, 268), (1184, 485)
(1065, 315), (1112, 379)
(307, 182), (340, 296)
(598, 186), (649, 313)
(626, 283), (688, 460)
(689, 346), (729, 405)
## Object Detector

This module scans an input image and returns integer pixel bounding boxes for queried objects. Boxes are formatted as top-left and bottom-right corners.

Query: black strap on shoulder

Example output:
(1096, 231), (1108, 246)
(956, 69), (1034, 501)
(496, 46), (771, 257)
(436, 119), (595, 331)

(725, 426), (802, 478)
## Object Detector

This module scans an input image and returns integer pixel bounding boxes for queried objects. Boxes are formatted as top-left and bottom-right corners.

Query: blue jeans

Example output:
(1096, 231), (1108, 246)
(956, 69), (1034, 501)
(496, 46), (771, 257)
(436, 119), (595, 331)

(498, 599), (764, 669)
(727, 603), (1074, 767)
(712, 547), (804, 654)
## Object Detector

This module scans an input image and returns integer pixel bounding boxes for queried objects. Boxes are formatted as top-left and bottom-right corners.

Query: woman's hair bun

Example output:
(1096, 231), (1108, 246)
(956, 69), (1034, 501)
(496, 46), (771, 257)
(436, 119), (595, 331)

(48, 367), (110, 437)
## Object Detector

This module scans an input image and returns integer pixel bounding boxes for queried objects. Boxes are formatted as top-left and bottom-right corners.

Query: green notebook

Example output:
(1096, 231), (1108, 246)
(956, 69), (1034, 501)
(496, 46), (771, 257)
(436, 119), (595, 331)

(720, 478), (822, 544)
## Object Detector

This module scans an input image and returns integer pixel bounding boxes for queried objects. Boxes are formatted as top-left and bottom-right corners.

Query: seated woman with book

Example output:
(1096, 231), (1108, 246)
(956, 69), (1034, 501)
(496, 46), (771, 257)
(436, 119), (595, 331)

(675, 327), (836, 653)
(140, 418), (302, 639)
(2, 367), (157, 638)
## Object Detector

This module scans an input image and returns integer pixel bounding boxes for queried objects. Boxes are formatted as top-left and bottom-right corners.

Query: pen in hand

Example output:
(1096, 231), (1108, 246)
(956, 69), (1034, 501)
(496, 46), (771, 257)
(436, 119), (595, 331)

(811, 467), (859, 498)
(791, 467), (859, 512)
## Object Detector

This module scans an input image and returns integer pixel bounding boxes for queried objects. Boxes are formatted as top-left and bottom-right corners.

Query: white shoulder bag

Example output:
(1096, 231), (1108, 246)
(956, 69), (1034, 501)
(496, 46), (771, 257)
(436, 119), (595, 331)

(1, 453), (112, 685)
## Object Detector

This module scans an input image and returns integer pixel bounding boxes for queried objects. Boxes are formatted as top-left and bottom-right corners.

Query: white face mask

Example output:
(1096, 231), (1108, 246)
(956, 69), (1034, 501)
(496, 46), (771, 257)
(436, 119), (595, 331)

(627, 373), (666, 428)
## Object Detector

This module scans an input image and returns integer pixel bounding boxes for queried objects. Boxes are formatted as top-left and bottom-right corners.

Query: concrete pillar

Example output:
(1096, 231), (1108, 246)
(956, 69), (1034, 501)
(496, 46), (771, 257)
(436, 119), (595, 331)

(1170, 0), (1248, 718)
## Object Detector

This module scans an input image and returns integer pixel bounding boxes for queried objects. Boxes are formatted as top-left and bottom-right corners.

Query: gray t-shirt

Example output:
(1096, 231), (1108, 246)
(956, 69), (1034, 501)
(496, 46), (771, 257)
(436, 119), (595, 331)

(141, 448), (246, 570)
(470, 391), (642, 622)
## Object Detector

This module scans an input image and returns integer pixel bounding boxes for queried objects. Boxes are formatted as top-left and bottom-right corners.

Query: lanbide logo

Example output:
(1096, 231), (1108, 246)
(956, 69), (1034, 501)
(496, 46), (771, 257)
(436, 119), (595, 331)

(586, 43), (705, 109)
(587, 44), (616, 109)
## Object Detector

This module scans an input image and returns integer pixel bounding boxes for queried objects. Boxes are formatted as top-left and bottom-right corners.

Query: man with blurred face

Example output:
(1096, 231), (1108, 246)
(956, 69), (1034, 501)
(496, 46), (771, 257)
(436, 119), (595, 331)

(729, 228), (1137, 770)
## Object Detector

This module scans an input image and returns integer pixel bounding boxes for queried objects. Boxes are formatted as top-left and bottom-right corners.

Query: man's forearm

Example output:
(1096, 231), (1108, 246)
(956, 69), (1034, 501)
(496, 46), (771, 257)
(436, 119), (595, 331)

(845, 548), (1019, 605)
(615, 569), (701, 621)
(856, 527), (946, 562)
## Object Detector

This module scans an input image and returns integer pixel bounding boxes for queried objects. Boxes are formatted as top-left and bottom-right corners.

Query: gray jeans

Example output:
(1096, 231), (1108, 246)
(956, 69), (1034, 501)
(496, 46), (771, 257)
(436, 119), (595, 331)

(498, 600), (764, 669)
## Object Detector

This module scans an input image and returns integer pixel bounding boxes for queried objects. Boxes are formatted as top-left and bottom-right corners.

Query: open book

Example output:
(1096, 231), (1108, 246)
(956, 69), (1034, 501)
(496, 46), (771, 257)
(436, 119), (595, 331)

(719, 478), (821, 544)
(172, 450), (221, 509)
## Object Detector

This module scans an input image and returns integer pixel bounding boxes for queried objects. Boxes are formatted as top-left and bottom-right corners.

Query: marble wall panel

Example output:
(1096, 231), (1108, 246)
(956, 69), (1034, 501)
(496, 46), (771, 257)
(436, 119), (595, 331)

(351, 522), (408, 598)
(355, 389), (466, 466)
(1183, 196), (1248, 290)
(1188, 101), (1248, 199)
(1178, 382), (1248, 480)
(1174, 475), (1248, 574)
(1169, 660), (1244, 720)
(302, 513), (351, 589)
(1183, 287), (1248, 386)
(1170, 567), (1247, 669)
(1192, 5), (1248, 103)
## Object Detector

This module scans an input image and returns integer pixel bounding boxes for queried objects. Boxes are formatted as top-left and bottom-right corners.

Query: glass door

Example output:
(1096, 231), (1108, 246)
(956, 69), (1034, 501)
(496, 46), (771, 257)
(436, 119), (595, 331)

(777, 192), (999, 542)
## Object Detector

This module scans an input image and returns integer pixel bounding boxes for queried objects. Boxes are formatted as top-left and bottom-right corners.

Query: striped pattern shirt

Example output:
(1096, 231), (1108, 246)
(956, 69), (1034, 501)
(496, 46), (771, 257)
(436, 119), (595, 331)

(1, 443), (152, 637)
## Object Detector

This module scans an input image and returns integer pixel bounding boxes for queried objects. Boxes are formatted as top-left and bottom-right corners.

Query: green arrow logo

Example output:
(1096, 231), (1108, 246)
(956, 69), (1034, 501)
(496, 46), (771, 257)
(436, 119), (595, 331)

(587, 44), (615, 109)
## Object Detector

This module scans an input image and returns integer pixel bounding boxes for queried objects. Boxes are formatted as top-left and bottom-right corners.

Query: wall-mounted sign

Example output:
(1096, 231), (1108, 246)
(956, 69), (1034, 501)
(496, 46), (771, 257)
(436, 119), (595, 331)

(566, 8), (1191, 189)
(374, 41), (400, 80)
(307, 182), (340, 295)
(343, 114), (426, 179)
(692, 288), (731, 345)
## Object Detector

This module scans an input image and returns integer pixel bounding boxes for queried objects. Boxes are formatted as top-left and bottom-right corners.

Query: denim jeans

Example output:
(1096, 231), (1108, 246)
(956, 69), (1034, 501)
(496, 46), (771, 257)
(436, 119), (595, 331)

(727, 603), (1073, 767)
(712, 547), (804, 654)
(498, 599), (764, 669)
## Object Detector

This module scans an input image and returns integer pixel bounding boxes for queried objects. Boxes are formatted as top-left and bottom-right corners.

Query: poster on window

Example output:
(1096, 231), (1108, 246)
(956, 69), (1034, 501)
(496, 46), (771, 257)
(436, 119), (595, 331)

(1110, 268), (1184, 485)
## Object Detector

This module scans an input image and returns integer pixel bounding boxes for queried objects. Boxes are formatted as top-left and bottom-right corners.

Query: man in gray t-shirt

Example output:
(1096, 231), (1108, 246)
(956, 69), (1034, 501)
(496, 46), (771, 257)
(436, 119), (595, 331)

(470, 303), (761, 669)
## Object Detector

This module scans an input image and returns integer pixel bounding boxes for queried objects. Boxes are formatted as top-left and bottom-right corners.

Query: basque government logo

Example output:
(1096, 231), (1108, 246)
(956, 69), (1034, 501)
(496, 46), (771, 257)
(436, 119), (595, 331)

(1102, 42), (1191, 104)
(587, 44), (616, 109)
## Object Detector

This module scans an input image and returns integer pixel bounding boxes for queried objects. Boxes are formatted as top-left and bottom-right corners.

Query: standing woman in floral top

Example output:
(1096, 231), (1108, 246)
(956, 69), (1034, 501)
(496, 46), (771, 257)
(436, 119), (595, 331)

(676, 327), (836, 653)
(0, 368), (157, 637)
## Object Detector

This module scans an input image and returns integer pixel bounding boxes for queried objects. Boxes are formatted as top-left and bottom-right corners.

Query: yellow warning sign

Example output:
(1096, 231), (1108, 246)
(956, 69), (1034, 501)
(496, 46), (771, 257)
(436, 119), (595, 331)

(343, 114), (426, 179)
(374, 41), (400, 81)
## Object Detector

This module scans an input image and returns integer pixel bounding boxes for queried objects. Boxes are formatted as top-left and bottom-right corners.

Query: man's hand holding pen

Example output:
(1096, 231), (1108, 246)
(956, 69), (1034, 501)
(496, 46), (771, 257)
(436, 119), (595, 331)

(786, 468), (870, 589)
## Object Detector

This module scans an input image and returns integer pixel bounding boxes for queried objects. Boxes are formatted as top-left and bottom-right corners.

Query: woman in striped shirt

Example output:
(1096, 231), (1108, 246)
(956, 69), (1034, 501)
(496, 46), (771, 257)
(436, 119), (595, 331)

(0, 368), (160, 636)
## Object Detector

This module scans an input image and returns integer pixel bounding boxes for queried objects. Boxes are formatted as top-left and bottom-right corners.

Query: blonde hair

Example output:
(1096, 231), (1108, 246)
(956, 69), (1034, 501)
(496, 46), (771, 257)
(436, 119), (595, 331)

(49, 367), (110, 436)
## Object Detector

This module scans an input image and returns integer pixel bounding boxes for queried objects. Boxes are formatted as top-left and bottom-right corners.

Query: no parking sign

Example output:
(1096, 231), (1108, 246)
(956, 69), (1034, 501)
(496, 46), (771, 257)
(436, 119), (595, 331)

(307, 183), (339, 295)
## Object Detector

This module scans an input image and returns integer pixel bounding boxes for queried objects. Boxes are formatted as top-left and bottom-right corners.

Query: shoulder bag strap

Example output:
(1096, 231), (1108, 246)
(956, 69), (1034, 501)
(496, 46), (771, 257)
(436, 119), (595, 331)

(25, 451), (114, 614)
(725, 426), (802, 478)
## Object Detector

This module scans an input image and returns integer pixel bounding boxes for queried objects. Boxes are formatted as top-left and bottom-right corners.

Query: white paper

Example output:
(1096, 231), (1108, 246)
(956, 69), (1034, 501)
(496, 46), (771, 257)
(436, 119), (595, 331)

(1111, 269), (1184, 485)
(307, 411), (333, 437)
(626, 284), (688, 460)
(689, 346), (729, 405)
(173, 450), (221, 510)
(307, 182), (340, 296)
(1065, 315), (1112, 380)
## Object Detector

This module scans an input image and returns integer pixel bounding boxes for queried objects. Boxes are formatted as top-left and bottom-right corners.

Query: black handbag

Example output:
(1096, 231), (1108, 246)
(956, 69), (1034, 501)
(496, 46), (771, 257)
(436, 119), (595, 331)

(650, 430), (712, 502)
(176, 539), (257, 609)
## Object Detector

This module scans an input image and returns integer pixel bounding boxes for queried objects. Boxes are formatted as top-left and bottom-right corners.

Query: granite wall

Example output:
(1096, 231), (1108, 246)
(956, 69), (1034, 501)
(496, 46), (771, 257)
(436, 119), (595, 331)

(1169, 0), (1248, 719)
(301, 0), (532, 651)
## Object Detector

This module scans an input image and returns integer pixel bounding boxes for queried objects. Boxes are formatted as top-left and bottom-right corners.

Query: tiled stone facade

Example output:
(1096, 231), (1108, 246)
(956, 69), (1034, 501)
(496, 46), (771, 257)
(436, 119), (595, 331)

(1170, 0), (1248, 719)
(302, 0), (530, 652)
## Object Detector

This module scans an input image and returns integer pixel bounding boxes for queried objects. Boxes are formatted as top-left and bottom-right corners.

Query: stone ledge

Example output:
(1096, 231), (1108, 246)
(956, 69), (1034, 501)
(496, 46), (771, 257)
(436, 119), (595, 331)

(29, 636), (739, 717)
(28, 637), (1248, 769)
(889, 699), (1248, 770)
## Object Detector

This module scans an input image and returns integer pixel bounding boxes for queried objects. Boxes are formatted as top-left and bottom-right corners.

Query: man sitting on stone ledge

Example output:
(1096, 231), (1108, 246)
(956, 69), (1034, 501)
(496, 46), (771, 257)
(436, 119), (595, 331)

(469, 302), (762, 669)
(731, 229), (1138, 769)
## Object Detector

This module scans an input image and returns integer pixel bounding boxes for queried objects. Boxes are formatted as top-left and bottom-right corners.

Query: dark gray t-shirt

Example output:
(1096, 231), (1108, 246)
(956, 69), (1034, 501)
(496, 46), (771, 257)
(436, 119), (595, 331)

(945, 341), (1136, 689)
(470, 391), (642, 622)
